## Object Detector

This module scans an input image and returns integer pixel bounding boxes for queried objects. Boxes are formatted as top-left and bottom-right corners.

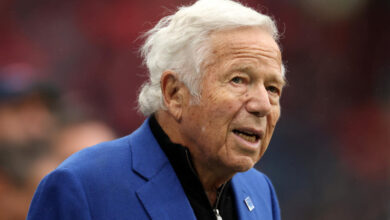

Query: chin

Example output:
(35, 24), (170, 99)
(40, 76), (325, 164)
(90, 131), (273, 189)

(227, 157), (257, 173)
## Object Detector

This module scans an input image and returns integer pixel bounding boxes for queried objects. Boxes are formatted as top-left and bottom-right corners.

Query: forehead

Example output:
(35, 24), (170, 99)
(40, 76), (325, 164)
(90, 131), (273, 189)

(206, 26), (282, 70)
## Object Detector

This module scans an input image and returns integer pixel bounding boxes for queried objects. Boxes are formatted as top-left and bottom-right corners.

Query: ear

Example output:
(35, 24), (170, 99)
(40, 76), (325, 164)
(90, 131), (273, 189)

(160, 71), (189, 121)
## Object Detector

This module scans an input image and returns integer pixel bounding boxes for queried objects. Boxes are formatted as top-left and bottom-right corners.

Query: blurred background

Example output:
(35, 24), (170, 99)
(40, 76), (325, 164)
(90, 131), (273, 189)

(0, 0), (388, 219)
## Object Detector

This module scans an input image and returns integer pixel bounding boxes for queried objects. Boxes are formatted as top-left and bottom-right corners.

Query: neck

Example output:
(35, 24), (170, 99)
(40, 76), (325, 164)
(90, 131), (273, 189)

(191, 157), (234, 205)
(155, 111), (234, 205)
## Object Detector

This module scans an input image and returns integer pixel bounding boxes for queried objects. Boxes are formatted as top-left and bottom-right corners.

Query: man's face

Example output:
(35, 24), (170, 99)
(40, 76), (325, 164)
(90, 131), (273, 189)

(180, 27), (284, 173)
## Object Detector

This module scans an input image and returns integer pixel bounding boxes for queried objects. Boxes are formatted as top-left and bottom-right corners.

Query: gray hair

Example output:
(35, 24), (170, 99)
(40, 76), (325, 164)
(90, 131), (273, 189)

(138, 0), (282, 116)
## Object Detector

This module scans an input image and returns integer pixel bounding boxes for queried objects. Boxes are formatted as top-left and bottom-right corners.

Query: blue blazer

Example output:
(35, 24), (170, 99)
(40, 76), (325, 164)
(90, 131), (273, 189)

(27, 118), (280, 219)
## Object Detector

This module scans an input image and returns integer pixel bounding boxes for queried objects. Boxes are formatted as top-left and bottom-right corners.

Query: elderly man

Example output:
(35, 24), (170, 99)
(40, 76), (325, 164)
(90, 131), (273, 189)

(28, 0), (285, 219)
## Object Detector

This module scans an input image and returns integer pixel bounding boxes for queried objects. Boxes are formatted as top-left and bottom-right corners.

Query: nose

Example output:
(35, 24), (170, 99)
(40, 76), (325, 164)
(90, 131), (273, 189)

(245, 85), (271, 117)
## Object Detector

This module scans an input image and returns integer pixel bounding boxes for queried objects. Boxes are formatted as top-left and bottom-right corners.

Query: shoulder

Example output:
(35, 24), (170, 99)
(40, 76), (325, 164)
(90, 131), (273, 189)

(41, 134), (140, 199)
(27, 122), (155, 219)
(54, 118), (158, 181)
(58, 135), (133, 175)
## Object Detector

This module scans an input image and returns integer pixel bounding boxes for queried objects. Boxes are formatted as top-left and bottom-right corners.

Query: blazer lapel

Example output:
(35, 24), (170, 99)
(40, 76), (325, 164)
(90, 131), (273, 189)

(130, 119), (196, 220)
(136, 163), (196, 219)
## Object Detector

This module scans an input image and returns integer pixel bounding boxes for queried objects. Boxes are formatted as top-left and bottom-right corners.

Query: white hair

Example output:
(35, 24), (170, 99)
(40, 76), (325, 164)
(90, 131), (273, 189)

(138, 0), (283, 116)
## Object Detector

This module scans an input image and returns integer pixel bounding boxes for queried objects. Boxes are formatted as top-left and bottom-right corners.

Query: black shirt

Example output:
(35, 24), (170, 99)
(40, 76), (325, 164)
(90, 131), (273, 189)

(149, 115), (238, 220)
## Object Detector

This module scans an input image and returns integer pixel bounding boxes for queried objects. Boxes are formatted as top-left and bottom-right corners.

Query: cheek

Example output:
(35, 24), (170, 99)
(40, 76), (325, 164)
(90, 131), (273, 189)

(259, 109), (280, 157)
(202, 91), (237, 117)
(269, 106), (281, 127)
(197, 86), (243, 136)
(265, 107), (281, 141)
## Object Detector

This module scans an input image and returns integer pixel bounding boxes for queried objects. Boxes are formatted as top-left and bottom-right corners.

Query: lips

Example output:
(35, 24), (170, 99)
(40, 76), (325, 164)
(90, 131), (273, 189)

(233, 128), (262, 143)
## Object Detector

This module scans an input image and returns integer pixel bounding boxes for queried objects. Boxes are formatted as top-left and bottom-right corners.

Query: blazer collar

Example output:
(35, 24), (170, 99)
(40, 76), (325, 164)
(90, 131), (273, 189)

(129, 118), (196, 220)
(129, 118), (168, 180)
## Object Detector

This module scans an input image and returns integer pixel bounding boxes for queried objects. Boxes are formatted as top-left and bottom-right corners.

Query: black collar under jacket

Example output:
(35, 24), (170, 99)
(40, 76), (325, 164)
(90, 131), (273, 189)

(149, 115), (238, 220)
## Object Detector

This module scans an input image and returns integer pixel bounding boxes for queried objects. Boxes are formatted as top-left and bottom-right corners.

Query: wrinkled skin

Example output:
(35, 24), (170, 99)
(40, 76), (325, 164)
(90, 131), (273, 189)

(179, 27), (285, 181)
(158, 26), (285, 203)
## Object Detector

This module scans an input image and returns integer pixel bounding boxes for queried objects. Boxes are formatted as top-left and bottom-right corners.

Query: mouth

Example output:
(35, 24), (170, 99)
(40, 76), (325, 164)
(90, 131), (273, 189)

(233, 129), (261, 143)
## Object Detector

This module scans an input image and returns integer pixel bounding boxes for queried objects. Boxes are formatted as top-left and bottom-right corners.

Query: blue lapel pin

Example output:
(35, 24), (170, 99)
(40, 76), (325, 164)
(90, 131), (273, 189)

(244, 196), (255, 211)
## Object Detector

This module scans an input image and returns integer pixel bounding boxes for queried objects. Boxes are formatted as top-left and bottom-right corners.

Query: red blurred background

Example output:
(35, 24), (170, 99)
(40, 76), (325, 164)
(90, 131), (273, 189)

(0, 0), (389, 219)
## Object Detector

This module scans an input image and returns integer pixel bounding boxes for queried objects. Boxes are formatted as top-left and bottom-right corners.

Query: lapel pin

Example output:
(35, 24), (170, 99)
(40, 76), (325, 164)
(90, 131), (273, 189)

(244, 196), (255, 211)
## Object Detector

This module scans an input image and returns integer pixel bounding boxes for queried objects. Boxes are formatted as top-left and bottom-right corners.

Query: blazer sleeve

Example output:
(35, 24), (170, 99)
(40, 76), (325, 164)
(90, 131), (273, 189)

(263, 174), (281, 220)
(27, 168), (92, 220)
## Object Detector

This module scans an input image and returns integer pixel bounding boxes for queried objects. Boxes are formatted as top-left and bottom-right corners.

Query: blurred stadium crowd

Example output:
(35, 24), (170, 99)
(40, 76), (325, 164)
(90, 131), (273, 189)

(0, 0), (389, 219)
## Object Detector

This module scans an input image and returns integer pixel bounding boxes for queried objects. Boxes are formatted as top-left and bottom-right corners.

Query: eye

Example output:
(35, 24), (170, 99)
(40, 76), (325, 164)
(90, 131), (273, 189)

(266, 86), (280, 95)
(231, 76), (244, 84)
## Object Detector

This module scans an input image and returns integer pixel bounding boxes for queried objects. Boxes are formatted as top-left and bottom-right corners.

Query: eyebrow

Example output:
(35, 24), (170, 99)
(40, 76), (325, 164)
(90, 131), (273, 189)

(269, 74), (286, 87)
